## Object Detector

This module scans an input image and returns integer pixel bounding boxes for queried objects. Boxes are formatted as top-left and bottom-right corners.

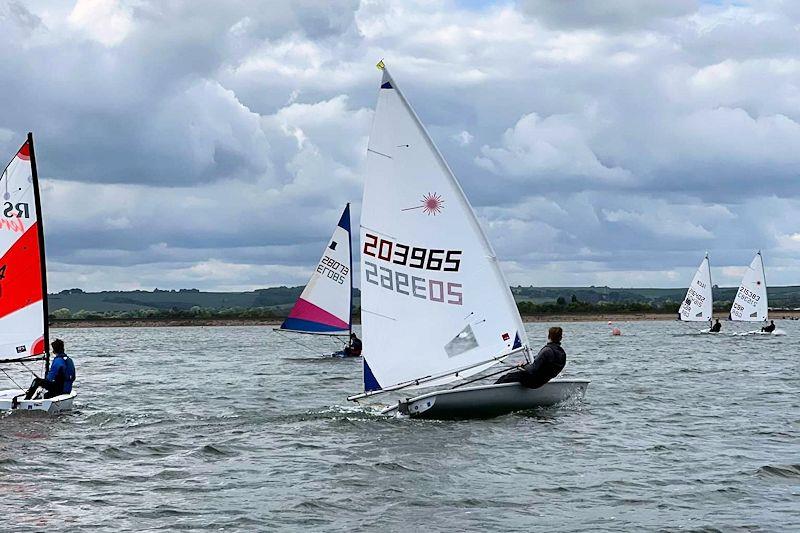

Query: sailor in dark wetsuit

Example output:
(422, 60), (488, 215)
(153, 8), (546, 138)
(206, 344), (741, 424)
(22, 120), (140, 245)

(495, 326), (566, 388)
(343, 333), (362, 357)
(710, 319), (722, 333)
(761, 320), (776, 333)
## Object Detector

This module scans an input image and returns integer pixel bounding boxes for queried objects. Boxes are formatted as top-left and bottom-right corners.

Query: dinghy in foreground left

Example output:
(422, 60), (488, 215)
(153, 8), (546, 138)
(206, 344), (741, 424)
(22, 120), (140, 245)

(0, 134), (76, 413)
(346, 63), (588, 419)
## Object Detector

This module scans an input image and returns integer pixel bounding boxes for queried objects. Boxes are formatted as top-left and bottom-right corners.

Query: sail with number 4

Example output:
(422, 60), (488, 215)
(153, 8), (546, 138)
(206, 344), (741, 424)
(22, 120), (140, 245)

(0, 134), (49, 363)
(679, 254), (713, 322)
(730, 251), (768, 322)
(357, 64), (528, 394)
(280, 204), (353, 335)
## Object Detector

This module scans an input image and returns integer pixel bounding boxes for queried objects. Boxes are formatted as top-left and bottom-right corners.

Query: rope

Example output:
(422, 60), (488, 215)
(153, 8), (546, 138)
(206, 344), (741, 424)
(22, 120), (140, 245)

(17, 360), (40, 378)
(273, 329), (347, 358)
(449, 364), (521, 390)
(0, 368), (24, 390)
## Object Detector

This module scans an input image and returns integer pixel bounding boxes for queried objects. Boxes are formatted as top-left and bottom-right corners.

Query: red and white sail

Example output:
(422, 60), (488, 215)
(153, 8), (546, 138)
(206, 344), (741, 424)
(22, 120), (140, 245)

(0, 138), (47, 361)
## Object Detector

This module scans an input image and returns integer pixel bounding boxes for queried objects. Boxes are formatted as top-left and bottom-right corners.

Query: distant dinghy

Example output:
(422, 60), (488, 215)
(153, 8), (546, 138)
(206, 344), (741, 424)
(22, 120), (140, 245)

(275, 204), (356, 354)
(679, 254), (714, 332)
(347, 63), (588, 419)
(0, 133), (76, 413)
(729, 252), (778, 335)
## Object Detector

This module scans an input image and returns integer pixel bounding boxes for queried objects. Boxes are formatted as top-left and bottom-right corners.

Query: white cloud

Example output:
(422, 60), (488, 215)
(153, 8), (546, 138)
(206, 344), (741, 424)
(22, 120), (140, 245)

(1, 0), (799, 291)
(68, 0), (134, 46)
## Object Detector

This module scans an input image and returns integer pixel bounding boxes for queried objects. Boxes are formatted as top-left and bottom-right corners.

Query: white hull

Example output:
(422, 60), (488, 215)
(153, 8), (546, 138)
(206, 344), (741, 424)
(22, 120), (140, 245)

(732, 329), (786, 337)
(0, 388), (77, 413)
(381, 379), (589, 420)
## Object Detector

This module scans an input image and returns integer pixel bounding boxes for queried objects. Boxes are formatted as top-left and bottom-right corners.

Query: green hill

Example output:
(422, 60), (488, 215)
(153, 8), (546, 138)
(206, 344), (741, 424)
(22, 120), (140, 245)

(45, 285), (800, 321)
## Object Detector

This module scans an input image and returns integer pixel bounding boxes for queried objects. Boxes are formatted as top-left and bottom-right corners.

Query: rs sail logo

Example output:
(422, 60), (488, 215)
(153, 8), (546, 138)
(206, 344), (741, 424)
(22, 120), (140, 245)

(3, 202), (30, 219)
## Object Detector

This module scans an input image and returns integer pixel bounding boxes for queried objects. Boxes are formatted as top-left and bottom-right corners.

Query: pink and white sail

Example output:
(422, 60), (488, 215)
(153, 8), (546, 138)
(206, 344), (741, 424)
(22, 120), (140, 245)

(0, 138), (47, 361)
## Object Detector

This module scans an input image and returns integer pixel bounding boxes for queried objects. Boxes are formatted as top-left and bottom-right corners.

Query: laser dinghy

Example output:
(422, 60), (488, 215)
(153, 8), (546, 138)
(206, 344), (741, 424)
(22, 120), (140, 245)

(346, 63), (588, 419)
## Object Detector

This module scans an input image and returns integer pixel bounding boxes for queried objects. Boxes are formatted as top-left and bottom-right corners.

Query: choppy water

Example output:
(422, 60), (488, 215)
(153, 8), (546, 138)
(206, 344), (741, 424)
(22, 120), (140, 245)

(1, 321), (798, 532)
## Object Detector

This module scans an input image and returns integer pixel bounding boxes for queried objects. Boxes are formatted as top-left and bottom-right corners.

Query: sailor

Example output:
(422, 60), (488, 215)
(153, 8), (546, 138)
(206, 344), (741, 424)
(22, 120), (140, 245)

(24, 339), (76, 400)
(495, 326), (566, 388)
(343, 332), (363, 357)
(761, 320), (776, 333)
(710, 319), (722, 333)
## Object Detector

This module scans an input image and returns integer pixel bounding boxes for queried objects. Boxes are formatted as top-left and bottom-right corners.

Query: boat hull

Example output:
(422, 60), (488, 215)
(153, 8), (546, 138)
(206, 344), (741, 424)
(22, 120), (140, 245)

(382, 379), (589, 420)
(0, 388), (77, 413)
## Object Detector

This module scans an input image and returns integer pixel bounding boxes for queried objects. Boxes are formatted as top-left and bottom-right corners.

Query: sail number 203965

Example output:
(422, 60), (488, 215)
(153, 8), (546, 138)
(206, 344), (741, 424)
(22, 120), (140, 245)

(363, 233), (463, 305)
(363, 233), (461, 272)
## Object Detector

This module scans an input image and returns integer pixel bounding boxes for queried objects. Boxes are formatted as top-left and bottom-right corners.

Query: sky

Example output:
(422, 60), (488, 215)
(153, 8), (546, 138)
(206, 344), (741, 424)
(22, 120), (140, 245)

(1, 0), (799, 291)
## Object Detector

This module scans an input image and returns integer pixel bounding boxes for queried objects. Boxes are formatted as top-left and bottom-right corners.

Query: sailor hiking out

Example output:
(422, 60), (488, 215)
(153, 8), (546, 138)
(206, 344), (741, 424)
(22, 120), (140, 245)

(496, 327), (566, 388)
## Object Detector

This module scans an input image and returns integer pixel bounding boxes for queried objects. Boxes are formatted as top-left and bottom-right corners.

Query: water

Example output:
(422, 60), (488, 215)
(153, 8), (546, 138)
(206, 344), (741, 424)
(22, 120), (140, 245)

(1, 321), (798, 532)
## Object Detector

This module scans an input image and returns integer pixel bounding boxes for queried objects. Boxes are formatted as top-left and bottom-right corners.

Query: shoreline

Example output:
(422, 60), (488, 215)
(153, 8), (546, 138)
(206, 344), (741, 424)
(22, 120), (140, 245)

(51, 311), (800, 328)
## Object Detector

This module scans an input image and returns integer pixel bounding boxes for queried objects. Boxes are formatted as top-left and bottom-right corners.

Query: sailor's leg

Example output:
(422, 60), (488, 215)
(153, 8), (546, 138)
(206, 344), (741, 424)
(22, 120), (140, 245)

(24, 378), (43, 400)
(495, 370), (525, 384)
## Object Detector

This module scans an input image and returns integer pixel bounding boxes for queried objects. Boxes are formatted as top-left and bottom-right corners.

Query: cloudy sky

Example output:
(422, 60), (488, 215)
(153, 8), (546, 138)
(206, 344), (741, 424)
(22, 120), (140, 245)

(1, 0), (799, 291)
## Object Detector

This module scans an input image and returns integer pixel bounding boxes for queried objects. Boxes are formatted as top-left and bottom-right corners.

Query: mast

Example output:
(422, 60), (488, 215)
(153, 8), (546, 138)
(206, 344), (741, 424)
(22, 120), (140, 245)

(759, 250), (767, 321)
(28, 132), (50, 373)
(706, 252), (712, 325)
(347, 202), (353, 340)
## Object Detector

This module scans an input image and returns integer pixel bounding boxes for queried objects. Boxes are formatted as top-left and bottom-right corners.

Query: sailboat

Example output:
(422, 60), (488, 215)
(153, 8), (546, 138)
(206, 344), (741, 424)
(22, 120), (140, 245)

(346, 63), (589, 419)
(678, 254), (714, 331)
(0, 133), (76, 412)
(275, 204), (356, 354)
(729, 251), (779, 335)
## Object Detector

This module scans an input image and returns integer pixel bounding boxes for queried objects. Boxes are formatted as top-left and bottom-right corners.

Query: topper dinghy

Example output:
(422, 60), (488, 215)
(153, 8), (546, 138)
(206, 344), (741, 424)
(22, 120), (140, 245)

(679, 253), (714, 332)
(346, 63), (588, 419)
(0, 133), (76, 413)
(274, 204), (357, 356)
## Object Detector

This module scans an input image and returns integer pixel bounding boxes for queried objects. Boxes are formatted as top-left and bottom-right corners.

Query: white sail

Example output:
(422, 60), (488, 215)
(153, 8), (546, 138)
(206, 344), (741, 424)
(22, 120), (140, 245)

(0, 137), (47, 362)
(679, 254), (713, 322)
(730, 252), (768, 322)
(280, 204), (353, 335)
(359, 66), (527, 393)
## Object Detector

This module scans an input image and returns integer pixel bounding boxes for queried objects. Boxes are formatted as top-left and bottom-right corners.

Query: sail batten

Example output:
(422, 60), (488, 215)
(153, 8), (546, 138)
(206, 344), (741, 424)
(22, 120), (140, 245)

(357, 66), (527, 393)
(730, 252), (768, 322)
(280, 204), (353, 335)
(0, 135), (48, 362)
(679, 254), (713, 322)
